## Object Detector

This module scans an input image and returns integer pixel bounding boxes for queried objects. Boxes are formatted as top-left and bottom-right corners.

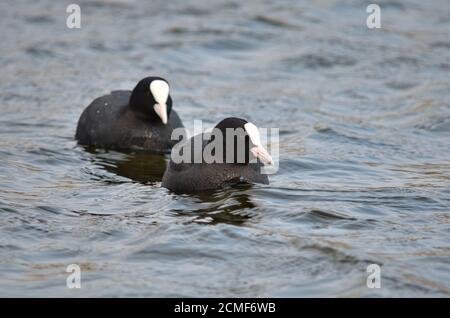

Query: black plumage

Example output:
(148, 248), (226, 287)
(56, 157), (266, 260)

(75, 77), (184, 153)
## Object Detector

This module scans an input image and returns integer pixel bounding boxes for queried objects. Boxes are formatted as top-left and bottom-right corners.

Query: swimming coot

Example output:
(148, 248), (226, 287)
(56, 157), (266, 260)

(162, 117), (273, 192)
(75, 77), (184, 153)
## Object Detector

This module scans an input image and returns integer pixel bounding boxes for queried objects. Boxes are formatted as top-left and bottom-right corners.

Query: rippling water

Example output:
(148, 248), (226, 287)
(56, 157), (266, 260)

(1, 0), (449, 297)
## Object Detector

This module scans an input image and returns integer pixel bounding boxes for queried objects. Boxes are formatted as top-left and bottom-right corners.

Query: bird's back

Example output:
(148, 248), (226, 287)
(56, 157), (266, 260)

(162, 133), (269, 192)
(75, 90), (184, 152)
(75, 90), (131, 147)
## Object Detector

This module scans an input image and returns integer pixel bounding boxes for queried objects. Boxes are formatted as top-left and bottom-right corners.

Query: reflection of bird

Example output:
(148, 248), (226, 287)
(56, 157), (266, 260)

(82, 148), (167, 184)
(104, 152), (167, 184)
(174, 184), (257, 225)
(162, 117), (272, 192)
(75, 77), (184, 153)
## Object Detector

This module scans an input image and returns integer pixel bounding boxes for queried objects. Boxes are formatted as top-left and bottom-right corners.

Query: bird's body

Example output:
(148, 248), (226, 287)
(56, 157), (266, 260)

(162, 118), (271, 192)
(163, 160), (268, 192)
(75, 77), (184, 153)
(76, 90), (183, 152)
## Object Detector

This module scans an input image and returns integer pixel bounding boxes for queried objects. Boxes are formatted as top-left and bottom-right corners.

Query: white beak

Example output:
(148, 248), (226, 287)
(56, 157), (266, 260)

(150, 80), (170, 125)
(244, 122), (273, 165)
(250, 145), (273, 165)
(153, 103), (168, 125)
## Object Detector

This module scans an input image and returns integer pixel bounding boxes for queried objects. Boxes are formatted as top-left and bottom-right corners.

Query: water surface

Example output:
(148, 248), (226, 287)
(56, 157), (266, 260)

(0, 0), (450, 297)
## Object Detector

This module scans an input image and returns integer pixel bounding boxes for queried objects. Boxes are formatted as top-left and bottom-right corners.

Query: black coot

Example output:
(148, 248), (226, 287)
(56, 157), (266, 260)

(162, 117), (273, 192)
(75, 77), (184, 153)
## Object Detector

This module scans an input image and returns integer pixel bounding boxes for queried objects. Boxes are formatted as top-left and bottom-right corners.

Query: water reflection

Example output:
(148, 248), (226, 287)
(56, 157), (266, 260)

(81, 146), (167, 184)
(2, 0), (450, 297)
(81, 146), (259, 227)
(172, 184), (257, 225)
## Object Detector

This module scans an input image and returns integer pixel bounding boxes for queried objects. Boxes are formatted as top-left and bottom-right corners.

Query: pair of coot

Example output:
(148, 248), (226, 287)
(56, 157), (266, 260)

(76, 77), (273, 192)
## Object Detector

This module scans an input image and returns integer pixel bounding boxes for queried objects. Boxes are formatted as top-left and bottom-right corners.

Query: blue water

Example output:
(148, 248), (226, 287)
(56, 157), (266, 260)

(0, 0), (449, 297)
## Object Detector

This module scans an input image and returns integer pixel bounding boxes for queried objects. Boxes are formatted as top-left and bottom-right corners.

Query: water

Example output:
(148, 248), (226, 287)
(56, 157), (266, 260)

(0, 0), (449, 297)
